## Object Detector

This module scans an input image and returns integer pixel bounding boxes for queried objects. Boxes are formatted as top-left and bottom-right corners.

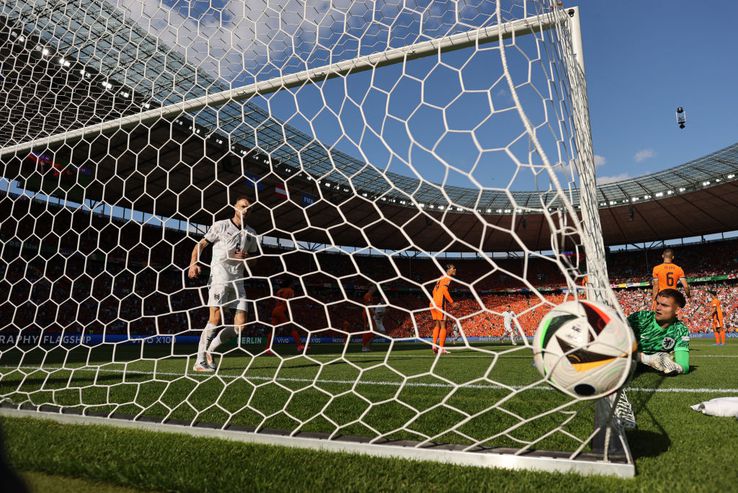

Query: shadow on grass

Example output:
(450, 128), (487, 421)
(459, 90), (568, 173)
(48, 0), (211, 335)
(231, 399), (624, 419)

(626, 428), (671, 458)
(627, 367), (676, 458)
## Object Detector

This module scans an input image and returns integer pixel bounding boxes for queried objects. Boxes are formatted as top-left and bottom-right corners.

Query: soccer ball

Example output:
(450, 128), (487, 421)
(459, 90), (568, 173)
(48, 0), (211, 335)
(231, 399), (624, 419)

(532, 300), (636, 399)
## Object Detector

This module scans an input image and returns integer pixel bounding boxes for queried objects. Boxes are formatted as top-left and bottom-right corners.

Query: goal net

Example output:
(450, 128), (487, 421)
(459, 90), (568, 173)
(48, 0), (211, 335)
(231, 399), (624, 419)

(0, 0), (633, 476)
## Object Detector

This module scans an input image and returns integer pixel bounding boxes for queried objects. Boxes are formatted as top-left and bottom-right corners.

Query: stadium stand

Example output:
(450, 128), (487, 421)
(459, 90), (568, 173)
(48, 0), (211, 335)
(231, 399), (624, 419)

(2, 191), (736, 343)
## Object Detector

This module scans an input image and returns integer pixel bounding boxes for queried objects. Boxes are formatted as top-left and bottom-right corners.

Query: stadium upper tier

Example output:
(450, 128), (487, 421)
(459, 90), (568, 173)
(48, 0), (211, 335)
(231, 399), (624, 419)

(2, 1), (738, 251)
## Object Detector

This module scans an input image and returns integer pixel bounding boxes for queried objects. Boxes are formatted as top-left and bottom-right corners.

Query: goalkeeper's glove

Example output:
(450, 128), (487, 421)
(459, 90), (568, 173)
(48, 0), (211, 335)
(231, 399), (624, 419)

(638, 352), (683, 375)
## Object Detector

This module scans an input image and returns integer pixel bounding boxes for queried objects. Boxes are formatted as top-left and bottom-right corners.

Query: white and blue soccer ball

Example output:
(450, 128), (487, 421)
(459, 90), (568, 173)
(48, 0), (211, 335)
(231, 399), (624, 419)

(532, 300), (637, 399)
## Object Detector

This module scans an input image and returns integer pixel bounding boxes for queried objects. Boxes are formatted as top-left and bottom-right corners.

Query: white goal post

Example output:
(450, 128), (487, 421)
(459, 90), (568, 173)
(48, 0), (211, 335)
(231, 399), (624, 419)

(0, 0), (634, 478)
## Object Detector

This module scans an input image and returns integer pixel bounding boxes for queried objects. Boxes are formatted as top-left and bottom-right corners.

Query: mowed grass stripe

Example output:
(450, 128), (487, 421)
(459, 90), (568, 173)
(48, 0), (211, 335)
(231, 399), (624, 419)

(2, 364), (738, 394)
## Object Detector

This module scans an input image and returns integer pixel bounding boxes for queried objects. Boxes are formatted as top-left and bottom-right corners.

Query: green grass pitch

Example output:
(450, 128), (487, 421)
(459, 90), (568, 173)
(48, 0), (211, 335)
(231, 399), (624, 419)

(1, 338), (738, 491)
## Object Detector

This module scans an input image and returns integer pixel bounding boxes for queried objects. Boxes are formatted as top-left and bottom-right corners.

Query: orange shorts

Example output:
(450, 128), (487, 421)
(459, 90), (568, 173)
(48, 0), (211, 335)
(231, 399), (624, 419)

(713, 317), (724, 330)
(430, 308), (447, 321)
(271, 309), (288, 326)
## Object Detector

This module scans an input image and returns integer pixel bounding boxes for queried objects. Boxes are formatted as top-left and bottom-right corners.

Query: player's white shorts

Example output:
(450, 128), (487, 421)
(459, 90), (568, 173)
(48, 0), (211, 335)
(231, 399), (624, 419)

(504, 323), (514, 333)
(373, 317), (386, 333)
(207, 277), (248, 312)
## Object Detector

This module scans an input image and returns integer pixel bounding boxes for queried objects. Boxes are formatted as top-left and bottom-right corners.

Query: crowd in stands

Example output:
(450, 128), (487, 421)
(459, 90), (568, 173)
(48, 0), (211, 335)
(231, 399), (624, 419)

(607, 242), (738, 284)
(1, 194), (737, 343)
(616, 284), (738, 333)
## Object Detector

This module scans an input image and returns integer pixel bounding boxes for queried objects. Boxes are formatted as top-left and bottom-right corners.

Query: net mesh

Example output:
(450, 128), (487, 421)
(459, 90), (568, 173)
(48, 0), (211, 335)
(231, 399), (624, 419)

(0, 0), (631, 467)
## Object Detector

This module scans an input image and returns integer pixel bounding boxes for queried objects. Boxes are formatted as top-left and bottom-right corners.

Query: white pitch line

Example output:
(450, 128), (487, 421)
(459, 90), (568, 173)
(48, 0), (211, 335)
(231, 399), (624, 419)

(1, 365), (737, 394)
(686, 354), (738, 358)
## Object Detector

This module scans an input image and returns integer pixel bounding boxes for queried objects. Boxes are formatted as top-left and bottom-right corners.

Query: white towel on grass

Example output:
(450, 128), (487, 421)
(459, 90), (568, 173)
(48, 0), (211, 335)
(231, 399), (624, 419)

(690, 397), (738, 417)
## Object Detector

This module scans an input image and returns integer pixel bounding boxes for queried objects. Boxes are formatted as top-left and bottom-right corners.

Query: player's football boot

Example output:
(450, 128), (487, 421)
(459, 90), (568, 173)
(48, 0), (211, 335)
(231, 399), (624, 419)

(205, 352), (216, 370)
(193, 361), (214, 373)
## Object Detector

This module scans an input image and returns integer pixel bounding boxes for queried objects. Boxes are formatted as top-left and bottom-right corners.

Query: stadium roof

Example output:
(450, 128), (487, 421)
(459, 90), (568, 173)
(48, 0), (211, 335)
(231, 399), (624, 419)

(3, 1), (738, 252)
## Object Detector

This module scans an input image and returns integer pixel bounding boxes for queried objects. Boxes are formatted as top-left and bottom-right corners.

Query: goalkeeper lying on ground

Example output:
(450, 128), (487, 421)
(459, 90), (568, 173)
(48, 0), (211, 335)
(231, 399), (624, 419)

(628, 288), (690, 375)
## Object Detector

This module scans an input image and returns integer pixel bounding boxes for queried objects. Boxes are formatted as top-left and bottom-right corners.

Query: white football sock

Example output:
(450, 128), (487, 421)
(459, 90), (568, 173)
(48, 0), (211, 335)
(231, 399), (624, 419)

(197, 323), (217, 362)
(208, 326), (238, 353)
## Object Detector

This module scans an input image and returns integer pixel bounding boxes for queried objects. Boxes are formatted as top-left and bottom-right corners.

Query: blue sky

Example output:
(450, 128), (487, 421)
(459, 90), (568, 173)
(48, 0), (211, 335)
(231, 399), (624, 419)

(243, 0), (738, 191)
(4, 0), (736, 249)
(9, 0), (737, 199)
(576, 0), (738, 183)
(106, 0), (738, 193)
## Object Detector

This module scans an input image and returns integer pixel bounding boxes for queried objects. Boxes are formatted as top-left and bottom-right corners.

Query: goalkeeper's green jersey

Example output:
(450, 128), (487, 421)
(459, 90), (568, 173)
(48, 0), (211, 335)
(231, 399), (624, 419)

(627, 310), (690, 355)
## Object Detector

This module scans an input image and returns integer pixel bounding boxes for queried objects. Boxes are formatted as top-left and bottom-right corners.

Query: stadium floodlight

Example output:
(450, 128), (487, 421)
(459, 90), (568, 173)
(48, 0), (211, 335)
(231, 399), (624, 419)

(0, 0), (633, 479)
(728, 174), (735, 179)
(679, 187), (686, 192)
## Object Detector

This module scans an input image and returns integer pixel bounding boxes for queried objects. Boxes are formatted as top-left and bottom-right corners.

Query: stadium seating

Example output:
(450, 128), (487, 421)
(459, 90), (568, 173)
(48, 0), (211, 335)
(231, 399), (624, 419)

(2, 192), (736, 339)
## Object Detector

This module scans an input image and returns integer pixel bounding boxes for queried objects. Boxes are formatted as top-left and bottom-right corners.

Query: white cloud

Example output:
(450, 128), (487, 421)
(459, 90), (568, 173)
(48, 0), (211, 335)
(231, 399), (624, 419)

(598, 173), (631, 184)
(111, 0), (336, 85)
(634, 148), (655, 163)
(594, 154), (606, 167)
(109, 0), (481, 88)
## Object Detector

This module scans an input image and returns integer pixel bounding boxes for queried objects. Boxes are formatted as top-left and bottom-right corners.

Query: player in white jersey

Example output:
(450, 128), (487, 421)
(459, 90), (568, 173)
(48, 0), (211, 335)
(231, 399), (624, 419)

(372, 305), (387, 334)
(360, 286), (387, 352)
(502, 305), (519, 345)
(188, 196), (260, 372)
(449, 320), (463, 344)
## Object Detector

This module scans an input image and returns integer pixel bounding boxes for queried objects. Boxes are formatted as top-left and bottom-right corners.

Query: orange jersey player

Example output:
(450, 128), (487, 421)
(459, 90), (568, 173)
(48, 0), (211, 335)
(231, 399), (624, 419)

(652, 249), (690, 302)
(361, 287), (375, 329)
(266, 279), (303, 354)
(579, 274), (589, 298)
(271, 286), (295, 325)
(709, 290), (726, 346)
(430, 264), (456, 354)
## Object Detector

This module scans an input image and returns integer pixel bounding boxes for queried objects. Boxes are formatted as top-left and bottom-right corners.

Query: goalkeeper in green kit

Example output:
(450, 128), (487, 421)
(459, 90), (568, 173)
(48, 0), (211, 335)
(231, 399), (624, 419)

(628, 289), (690, 375)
